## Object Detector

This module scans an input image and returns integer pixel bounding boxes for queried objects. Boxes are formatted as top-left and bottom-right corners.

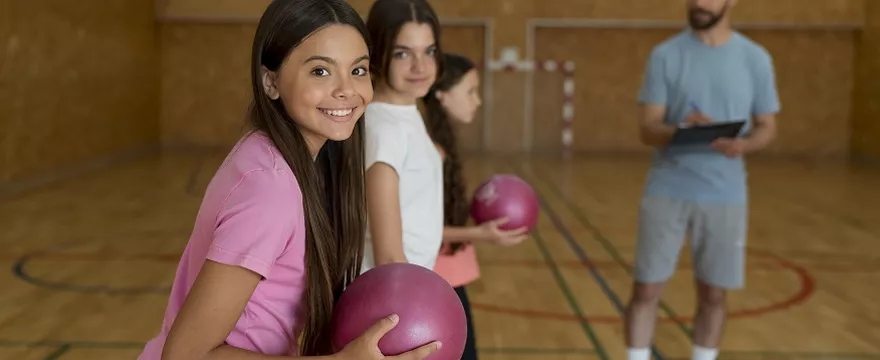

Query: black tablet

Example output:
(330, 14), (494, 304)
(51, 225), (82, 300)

(670, 120), (746, 145)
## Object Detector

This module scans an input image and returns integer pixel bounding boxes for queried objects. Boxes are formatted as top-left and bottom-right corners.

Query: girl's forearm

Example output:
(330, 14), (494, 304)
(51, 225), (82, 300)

(441, 226), (481, 244)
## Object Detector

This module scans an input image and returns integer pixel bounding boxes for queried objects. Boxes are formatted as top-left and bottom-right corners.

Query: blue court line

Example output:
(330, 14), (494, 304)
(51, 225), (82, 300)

(12, 252), (170, 295)
(0, 340), (145, 348)
(523, 164), (693, 337)
(512, 165), (668, 360)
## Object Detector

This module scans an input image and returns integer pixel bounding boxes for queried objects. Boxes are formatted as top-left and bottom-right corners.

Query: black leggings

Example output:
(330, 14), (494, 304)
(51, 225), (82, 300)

(454, 286), (478, 360)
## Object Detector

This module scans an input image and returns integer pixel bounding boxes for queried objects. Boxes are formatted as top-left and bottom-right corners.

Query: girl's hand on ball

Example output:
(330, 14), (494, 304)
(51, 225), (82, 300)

(479, 217), (530, 246)
(335, 314), (441, 360)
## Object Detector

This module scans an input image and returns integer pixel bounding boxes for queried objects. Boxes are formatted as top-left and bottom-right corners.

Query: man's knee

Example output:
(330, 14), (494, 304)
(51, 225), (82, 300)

(696, 281), (727, 307)
(630, 282), (667, 306)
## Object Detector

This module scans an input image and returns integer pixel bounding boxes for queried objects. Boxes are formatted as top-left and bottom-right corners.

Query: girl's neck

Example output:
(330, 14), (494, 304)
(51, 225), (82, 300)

(373, 82), (418, 106)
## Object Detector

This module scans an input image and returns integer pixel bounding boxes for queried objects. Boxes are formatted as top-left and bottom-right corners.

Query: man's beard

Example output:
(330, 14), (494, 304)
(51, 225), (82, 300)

(687, 6), (726, 30)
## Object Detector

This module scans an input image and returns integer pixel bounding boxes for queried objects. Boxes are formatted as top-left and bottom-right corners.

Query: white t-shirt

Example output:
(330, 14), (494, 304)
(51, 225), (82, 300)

(361, 102), (444, 272)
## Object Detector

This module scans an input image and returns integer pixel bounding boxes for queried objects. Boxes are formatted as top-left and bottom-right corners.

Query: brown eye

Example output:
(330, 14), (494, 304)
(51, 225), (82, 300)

(352, 67), (369, 76)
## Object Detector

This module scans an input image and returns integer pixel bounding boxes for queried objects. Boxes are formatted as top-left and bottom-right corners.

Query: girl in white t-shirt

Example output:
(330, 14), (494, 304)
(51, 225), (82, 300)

(361, 0), (445, 272)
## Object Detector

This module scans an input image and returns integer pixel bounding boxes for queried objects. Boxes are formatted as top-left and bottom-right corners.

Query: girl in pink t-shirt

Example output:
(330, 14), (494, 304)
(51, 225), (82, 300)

(424, 53), (531, 360)
(139, 0), (440, 359)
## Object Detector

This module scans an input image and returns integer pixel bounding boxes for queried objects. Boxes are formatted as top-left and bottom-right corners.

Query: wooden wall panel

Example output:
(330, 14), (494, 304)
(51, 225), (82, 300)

(157, 0), (864, 53)
(533, 28), (856, 156)
(1, 0), (159, 185)
(159, 24), (255, 148)
(159, 23), (487, 148)
(154, 0), (865, 154)
(852, 1), (880, 160)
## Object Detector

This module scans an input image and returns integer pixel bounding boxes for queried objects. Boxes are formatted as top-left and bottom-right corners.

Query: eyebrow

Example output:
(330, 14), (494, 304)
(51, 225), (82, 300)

(304, 55), (370, 66)
(393, 44), (435, 51)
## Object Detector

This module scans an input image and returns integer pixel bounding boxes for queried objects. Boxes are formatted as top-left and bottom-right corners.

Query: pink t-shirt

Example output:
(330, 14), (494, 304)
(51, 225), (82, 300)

(139, 132), (307, 359)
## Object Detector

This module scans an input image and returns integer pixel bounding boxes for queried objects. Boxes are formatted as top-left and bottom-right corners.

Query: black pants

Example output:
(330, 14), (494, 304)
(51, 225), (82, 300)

(454, 286), (478, 360)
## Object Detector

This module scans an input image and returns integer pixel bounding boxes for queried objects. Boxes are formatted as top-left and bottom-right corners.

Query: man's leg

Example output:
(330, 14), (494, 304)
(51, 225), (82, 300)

(626, 196), (689, 360)
(625, 282), (667, 360)
(689, 202), (748, 360)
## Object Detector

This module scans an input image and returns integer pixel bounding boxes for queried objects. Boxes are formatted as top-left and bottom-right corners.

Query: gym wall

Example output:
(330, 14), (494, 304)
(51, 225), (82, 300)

(0, 0), (159, 187)
(1, 0), (870, 192)
(853, 1), (880, 161)
(157, 0), (866, 157)
(157, 1), (487, 153)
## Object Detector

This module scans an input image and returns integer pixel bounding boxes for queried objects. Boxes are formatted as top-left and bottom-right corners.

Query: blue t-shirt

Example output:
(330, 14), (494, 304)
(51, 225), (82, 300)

(638, 30), (781, 204)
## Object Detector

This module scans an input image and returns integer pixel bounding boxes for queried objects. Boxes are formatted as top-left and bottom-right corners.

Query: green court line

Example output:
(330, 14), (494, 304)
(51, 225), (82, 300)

(521, 164), (694, 338)
(531, 229), (609, 360)
(42, 345), (70, 360)
(478, 347), (595, 355)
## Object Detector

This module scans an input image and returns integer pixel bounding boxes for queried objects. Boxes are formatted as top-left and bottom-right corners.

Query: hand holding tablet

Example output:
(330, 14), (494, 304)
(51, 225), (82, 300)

(670, 120), (746, 146)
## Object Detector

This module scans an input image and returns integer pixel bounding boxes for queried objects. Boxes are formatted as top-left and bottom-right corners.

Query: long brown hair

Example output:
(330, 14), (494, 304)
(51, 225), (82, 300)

(248, 0), (367, 355)
(366, 0), (444, 88)
(423, 53), (476, 254)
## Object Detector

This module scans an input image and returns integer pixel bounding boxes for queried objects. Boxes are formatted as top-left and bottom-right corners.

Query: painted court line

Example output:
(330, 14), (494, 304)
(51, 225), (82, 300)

(511, 165), (667, 360)
(523, 164), (693, 337)
(524, 163), (819, 320)
(42, 344), (70, 360)
(531, 229), (609, 360)
(0, 340), (595, 357)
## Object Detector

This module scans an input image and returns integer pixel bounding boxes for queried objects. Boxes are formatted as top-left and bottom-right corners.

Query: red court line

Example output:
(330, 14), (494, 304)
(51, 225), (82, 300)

(0, 249), (822, 323)
(470, 250), (816, 324)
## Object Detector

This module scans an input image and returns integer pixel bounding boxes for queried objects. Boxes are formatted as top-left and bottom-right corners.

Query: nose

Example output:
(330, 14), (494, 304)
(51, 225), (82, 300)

(411, 53), (430, 74)
(332, 74), (356, 99)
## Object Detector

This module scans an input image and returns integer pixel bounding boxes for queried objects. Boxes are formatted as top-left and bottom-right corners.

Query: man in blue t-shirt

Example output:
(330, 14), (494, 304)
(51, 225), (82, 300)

(625, 1), (780, 360)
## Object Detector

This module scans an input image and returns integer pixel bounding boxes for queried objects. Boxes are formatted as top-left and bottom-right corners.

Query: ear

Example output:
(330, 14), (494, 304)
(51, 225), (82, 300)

(434, 89), (446, 101)
(261, 66), (280, 100)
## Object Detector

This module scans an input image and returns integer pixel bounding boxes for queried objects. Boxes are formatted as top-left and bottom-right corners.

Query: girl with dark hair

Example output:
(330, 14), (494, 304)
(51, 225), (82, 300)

(139, 0), (440, 359)
(361, 0), (446, 273)
(425, 53), (529, 360)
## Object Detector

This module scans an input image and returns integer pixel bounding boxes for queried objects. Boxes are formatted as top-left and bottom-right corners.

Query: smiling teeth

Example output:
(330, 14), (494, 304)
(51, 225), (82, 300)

(323, 109), (352, 117)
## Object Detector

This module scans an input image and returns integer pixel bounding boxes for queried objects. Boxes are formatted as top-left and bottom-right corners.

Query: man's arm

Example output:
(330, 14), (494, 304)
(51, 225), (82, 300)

(637, 49), (675, 148)
(743, 50), (781, 153)
(639, 104), (676, 147)
(713, 49), (780, 157)
(742, 113), (776, 153)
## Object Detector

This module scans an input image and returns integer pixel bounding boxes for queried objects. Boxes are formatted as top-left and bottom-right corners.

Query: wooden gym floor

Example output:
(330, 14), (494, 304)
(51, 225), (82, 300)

(1, 151), (879, 360)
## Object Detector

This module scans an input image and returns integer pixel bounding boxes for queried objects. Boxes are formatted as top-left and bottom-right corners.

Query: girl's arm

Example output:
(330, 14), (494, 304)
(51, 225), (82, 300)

(160, 169), (331, 360)
(440, 218), (530, 246)
(162, 261), (334, 360)
(363, 121), (411, 266)
(365, 163), (407, 265)
(430, 143), (528, 247)
(440, 226), (481, 244)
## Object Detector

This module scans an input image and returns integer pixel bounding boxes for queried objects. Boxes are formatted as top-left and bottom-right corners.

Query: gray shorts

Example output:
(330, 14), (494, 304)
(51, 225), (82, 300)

(634, 196), (748, 289)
